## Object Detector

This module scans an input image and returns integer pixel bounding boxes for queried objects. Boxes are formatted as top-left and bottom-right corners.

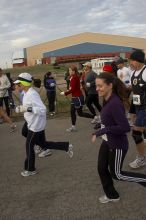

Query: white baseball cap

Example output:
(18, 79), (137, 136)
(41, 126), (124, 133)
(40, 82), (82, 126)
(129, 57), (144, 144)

(14, 72), (32, 86)
(83, 61), (92, 67)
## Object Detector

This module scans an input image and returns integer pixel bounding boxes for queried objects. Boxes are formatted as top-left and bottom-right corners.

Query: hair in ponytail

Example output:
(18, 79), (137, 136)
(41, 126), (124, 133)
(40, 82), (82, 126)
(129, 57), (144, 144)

(96, 72), (126, 102)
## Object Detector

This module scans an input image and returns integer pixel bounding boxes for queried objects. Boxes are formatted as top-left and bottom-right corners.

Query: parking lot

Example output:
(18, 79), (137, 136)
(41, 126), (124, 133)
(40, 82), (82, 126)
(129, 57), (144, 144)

(0, 116), (146, 220)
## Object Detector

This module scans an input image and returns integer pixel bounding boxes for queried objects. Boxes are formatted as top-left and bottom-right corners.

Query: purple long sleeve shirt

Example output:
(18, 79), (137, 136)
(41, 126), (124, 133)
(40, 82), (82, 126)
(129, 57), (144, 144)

(94, 94), (130, 150)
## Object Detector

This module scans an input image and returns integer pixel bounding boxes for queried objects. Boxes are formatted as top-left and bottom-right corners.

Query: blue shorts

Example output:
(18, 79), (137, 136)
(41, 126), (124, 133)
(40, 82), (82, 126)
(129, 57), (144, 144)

(135, 109), (146, 127)
(71, 96), (85, 108)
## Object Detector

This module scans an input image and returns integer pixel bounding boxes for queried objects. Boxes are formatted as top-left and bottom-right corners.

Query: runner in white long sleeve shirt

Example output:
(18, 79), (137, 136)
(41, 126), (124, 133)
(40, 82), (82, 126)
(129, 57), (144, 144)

(14, 73), (73, 177)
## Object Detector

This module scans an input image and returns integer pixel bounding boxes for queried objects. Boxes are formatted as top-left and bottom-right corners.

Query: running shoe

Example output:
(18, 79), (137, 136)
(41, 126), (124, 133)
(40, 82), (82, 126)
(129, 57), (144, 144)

(91, 115), (101, 124)
(67, 144), (74, 158)
(66, 126), (77, 132)
(34, 145), (42, 154)
(99, 195), (120, 203)
(38, 149), (52, 158)
(21, 170), (38, 177)
(129, 156), (146, 169)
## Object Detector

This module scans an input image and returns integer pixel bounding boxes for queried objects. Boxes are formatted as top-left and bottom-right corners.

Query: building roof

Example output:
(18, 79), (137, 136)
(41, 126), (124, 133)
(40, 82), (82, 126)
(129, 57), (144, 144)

(43, 42), (133, 57)
(25, 32), (146, 66)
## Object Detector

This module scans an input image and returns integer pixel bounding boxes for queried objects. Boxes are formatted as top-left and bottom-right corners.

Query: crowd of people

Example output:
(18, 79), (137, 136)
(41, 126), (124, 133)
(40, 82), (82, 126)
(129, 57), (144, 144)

(1, 49), (146, 203)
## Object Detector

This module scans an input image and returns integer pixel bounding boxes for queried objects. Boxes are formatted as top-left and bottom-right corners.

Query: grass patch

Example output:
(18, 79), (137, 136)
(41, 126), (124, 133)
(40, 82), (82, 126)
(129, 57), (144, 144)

(5, 64), (67, 80)
(4, 64), (72, 121)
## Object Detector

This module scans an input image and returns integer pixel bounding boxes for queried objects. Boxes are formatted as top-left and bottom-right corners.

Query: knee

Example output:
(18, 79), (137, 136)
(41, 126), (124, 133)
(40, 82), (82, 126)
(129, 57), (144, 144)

(132, 130), (143, 144)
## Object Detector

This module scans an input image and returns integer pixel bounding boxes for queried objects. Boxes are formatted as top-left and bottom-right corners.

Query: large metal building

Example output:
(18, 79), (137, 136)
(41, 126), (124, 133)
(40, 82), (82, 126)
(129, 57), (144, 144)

(24, 32), (146, 66)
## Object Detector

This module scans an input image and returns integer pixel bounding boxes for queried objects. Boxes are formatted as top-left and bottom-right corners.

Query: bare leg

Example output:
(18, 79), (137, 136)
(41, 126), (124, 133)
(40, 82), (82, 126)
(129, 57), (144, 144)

(0, 107), (12, 123)
(0, 107), (16, 132)
(136, 141), (145, 156)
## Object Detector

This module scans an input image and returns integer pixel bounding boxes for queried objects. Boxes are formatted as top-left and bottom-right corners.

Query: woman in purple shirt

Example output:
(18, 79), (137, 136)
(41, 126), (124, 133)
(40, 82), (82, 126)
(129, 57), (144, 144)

(92, 72), (146, 203)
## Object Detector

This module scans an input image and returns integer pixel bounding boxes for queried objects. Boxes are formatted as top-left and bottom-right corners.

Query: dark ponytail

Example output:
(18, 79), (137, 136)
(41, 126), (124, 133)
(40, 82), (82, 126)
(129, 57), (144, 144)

(96, 72), (126, 102)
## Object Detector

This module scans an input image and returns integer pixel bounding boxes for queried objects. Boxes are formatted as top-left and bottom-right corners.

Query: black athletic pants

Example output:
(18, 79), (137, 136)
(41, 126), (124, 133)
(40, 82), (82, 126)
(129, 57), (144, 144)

(98, 141), (146, 199)
(86, 94), (102, 116)
(46, 91), (56, 112)
(22, 122), (69, 171)
(70, 104), (94, 125)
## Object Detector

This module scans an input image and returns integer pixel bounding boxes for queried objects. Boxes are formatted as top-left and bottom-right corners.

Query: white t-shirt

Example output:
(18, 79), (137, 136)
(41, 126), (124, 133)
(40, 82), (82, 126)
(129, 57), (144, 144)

(117, 67), (132, 86)
(23, 87), (46, 132)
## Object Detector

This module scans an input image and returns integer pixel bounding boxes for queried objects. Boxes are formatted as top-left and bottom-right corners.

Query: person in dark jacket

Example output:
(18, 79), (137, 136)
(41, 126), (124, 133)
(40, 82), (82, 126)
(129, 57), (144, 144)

(44, 72), (56, 116)
(83, 62), (102, 124)
(92, 72), (146, 204)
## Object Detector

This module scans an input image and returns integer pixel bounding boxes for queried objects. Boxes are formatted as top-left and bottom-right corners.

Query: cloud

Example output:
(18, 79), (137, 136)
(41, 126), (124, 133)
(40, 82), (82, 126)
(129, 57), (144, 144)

(0, 0), (146, 68)
(11, 37), (30, 48)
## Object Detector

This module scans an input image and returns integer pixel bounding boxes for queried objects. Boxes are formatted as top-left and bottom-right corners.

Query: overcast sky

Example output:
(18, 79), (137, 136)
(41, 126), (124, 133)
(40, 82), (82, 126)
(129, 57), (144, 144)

(1, 0), (146, 68)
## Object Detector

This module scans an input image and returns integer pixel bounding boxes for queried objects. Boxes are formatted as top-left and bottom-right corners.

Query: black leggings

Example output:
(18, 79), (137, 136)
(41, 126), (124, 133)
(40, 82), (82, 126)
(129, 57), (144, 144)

(98, 141), (146, 199)
(70, 104), (94, 125)
(46, 91), (56, 112)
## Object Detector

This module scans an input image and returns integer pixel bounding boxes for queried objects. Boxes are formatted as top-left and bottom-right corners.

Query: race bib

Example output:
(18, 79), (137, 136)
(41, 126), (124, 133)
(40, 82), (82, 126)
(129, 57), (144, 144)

(133, 94), (141, 105)
(101, 124), (108, 141)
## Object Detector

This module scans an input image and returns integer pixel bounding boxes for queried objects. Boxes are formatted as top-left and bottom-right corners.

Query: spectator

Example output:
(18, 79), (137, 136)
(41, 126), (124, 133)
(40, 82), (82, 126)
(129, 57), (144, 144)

(44, 72), (56, 116)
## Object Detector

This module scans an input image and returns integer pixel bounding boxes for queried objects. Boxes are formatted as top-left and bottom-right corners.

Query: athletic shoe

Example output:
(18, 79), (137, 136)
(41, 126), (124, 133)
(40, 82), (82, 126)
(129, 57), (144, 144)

(99, 195), (120, 204)
(34, 145), (42, 154)
(10, 124), (17, 133)
(91, 115), (101, 124)
(66, 126), (77, 132)
(21, 170), (37, 177)
(129, 156), (146, 169)
(50, 112), (55, 116)
(38, 149), (52, 158)
(67, 144), (74, 158)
